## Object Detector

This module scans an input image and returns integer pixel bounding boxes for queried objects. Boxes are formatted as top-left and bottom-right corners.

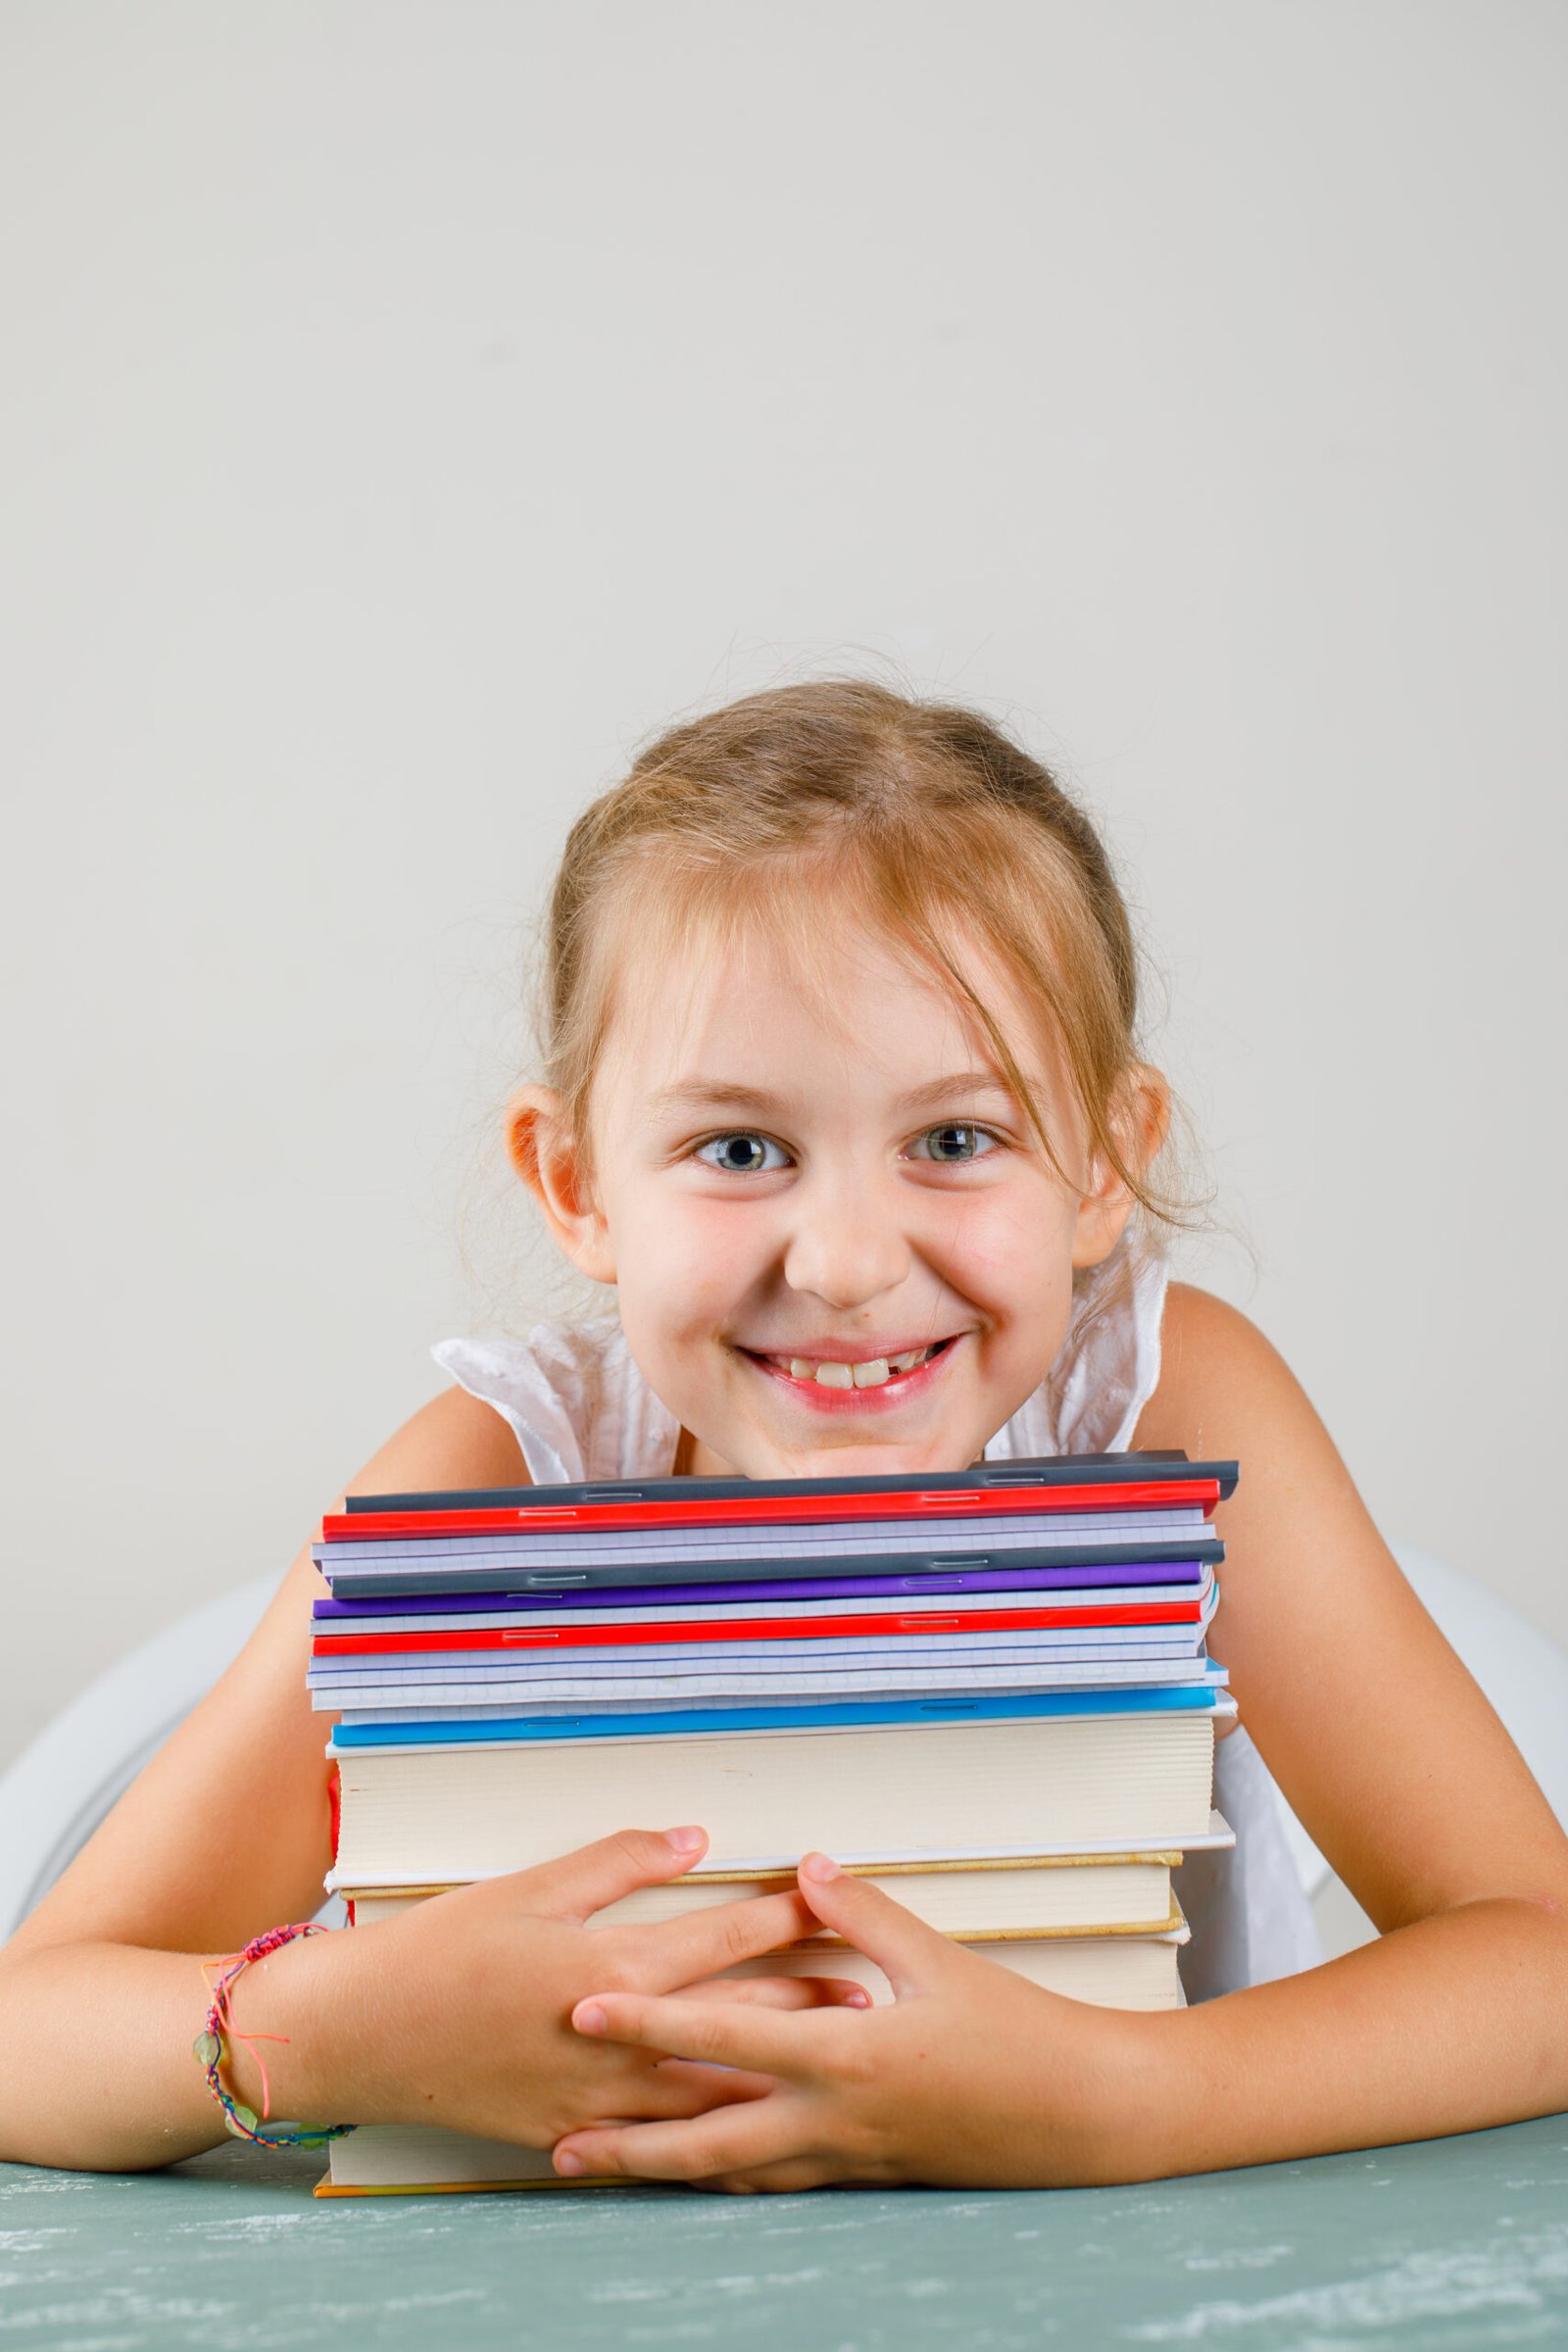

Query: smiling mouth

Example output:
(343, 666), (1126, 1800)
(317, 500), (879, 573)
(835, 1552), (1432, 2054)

(739, 1337), (959, 1391)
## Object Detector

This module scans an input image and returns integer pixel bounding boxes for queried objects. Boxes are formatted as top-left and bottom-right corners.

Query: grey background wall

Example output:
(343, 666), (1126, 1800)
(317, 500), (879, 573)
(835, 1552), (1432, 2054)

(3, 1), (1564, 1774)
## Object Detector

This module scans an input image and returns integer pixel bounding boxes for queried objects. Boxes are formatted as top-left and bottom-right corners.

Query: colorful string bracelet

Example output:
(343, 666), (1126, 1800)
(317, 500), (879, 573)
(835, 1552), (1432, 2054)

(194, 1921), (358, 2150)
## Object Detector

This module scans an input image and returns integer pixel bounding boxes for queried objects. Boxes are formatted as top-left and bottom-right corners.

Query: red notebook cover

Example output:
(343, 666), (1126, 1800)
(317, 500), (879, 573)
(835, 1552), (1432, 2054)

(311, 1595), (1206, 1656)
(319, 1478), (1220, 1545)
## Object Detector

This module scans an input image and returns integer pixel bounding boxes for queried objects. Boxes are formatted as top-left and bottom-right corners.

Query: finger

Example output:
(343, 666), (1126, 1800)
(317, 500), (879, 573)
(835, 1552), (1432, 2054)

(606, 2057), (777, 2116)
(634, 1886), (820, 1992)
(682, 1972), (873, 2013)
(571, 1986), (821, 2080)
(795, 1853), (957, 1998)
(554, 2096), (802, 2184)
(703, 2158), (847, 2195)
(520, 1825), (709, 1921)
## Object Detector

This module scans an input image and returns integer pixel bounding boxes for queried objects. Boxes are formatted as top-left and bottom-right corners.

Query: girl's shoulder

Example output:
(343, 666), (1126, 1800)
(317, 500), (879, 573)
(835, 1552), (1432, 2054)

(1132, 1279), (1365, 1632)
(1134, 1279), (1305, 1460)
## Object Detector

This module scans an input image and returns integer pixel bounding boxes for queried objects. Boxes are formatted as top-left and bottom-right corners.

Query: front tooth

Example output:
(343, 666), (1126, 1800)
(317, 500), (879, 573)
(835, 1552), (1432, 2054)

(813, 1360), (856, 1388)
(851, 1358), (891, 1388)
(789, 1359), (815, 1380)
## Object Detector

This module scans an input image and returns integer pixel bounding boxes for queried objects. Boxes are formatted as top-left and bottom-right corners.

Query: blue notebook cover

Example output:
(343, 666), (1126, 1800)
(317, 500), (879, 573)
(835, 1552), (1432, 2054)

(328, 1665), (1230, 1749)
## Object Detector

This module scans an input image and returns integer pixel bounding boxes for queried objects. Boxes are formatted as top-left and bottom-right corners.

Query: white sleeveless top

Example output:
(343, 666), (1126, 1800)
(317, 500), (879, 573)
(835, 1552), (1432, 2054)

(432, 1246), (1324, 2001)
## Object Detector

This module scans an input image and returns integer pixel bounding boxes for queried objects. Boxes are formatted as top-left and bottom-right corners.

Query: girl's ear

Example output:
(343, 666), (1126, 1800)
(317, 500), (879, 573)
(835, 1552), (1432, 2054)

(1070, 1063), (1171, 1268)
(507, 1085), (617, 1286)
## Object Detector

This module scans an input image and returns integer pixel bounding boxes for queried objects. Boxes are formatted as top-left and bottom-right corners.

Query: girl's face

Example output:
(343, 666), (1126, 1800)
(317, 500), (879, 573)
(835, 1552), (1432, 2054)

(515, 917), (1137, 1481)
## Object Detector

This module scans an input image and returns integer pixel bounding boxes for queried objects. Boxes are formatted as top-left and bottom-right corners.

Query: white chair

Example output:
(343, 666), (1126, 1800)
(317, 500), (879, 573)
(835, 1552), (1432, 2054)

(0, 1574), (347, 1941)
(1, 1545), (1565, 1945)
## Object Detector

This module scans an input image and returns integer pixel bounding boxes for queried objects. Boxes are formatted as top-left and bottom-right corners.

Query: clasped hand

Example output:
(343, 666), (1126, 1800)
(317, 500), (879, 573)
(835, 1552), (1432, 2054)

(551, 1850), (1146, 2192)
(328, 1826), (869, 2150)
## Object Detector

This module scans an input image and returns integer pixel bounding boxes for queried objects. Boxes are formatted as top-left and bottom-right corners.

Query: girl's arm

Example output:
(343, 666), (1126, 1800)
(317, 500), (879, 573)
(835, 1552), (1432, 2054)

(0, 1388), (840, 2173)
(550, 1284), (1568, 2190)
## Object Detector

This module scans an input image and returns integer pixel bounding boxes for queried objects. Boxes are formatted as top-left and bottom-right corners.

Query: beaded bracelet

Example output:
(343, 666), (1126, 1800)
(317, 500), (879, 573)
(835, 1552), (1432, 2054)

(194, 1922), (358, 2150)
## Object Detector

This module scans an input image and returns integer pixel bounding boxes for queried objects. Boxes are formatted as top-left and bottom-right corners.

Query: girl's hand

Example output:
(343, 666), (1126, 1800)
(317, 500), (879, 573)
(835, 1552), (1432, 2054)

(552, 1852), (1150, 2191)
(287, 1827), (866, 2152)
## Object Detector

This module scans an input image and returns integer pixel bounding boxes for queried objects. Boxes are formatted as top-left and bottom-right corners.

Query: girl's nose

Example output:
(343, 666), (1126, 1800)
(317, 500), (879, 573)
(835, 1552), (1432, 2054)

(780, 1171), (913, 1311)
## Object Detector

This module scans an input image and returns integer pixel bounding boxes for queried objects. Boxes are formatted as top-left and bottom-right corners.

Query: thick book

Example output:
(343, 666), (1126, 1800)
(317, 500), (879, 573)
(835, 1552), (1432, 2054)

(339, 1833), (1236, 1936)
(329, 1690), (1231, 1881)
(323, 1810), (1236, 1897)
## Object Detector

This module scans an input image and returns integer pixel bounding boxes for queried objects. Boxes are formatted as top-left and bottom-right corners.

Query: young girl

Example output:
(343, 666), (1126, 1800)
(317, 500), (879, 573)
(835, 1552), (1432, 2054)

(3, 679), (1566, 2189)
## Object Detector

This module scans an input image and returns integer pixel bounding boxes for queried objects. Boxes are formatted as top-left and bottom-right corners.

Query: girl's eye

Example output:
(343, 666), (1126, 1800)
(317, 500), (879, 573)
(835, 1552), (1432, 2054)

(907, 1122), (1001, 1163)
(693, 1131), (791, 1174)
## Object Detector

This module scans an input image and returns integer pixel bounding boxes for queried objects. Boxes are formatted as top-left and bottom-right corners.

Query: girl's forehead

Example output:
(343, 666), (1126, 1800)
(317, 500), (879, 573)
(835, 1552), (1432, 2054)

(596, 910), (1059, 1117)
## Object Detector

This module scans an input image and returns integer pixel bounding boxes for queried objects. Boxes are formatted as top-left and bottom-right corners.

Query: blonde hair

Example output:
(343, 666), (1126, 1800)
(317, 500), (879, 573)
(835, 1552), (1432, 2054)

(530, 679), (1203, 1278)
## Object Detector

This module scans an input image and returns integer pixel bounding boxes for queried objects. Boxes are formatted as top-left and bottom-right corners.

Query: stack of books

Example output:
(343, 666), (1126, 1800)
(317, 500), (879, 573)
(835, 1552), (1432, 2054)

(311, 1450), (1237, 2194)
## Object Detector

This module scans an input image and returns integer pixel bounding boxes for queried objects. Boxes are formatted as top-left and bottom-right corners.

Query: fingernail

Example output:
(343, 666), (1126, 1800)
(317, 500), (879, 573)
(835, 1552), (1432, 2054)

(847, 1988), (872, 2008)
(555, 2149), (585, 2177)
(801, 1851), (841, 1883)
(666, 1825), (706, 1854)
(574, 2001), (608, 2035)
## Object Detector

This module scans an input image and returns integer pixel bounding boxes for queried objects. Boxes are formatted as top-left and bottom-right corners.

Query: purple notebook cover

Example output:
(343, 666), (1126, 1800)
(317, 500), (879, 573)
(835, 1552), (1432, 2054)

(313, 1557), (1205, 1620)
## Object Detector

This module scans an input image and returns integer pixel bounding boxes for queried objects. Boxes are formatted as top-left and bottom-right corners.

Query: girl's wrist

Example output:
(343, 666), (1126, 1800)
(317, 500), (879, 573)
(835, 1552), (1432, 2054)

(1007, 1999), (1182, 2189)
(217, 1923), (362, 2131)
(1077, 2001), (1202, 2186)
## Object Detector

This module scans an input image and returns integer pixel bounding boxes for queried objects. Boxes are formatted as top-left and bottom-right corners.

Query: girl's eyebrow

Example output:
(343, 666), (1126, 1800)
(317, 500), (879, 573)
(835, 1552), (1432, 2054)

(646, 1069), (1019, 1119)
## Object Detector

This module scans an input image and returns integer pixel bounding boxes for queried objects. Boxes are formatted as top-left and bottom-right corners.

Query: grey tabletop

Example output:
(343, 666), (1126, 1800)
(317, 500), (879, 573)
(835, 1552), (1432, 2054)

(4, 2116), (1568, 2350)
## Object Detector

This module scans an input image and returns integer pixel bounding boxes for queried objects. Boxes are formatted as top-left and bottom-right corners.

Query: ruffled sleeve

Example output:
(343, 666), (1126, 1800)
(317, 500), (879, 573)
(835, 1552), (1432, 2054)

(430, 1315), (681, 1484)
(984, 1242), (1171, 1460)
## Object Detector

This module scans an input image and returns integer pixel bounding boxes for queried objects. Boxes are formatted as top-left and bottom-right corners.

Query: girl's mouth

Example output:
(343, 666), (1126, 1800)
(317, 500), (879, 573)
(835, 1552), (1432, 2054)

(738, 1335), (960, 1410)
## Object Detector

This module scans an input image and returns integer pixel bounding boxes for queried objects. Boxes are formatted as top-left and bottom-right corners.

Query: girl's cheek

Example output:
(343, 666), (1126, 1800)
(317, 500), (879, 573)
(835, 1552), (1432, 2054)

(935, 1193), (1067, 1283)
(667, 1193), (777, 1257)
(630, 1198), (766, 1309)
